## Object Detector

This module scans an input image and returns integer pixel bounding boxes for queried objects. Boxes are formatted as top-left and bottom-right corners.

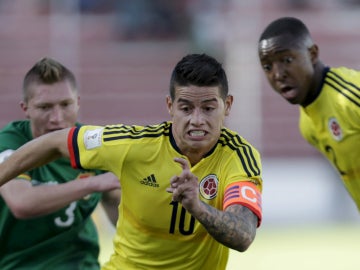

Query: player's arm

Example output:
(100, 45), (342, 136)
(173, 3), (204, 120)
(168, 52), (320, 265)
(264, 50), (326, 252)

(167, 157), (261, 252)
(0, 172), (120, 219)
(193, 202), (258, 252)
(0, 128), (70, 187)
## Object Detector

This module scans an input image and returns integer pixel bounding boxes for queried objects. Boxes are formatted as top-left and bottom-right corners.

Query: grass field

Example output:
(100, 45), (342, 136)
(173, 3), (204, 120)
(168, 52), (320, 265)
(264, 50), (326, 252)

(94, 207), (359, 270)
(226, 224), (359, 270)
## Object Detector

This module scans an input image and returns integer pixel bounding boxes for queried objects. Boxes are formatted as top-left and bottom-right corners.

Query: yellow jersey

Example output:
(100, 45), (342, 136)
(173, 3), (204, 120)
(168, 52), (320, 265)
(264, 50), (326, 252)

(300, 67), (360, 210)
(68, 121), (263, 270)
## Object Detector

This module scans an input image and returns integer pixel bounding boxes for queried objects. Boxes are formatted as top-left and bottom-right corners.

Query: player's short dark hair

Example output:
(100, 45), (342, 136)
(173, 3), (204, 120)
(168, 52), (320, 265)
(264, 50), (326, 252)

(22, 57), (77, 102)
(259, 17), (311, 43)
(169, 53), (229, 100)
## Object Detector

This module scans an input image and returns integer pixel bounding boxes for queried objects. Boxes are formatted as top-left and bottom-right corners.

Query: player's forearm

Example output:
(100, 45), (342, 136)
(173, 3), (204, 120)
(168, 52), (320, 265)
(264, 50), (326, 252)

(4, 177), (100, 219)
(0, 129), (69, 187)
(3, 180), (92, 219)
(193, 203), (257, 252)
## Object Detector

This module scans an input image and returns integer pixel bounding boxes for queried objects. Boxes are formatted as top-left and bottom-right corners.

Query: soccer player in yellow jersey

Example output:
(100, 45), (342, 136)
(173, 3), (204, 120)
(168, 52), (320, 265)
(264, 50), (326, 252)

(0, 53), (263, 270)
(258, 17), (360, 211)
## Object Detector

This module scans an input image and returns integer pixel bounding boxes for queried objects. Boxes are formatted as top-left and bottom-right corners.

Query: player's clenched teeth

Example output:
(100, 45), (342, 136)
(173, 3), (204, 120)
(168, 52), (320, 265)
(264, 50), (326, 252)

(189, 130), (205, 137)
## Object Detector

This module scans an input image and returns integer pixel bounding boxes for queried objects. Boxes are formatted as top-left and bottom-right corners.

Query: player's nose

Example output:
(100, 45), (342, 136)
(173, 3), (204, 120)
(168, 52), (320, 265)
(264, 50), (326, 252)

(272, 63), (287, 80)
(49, 106), (64, 123)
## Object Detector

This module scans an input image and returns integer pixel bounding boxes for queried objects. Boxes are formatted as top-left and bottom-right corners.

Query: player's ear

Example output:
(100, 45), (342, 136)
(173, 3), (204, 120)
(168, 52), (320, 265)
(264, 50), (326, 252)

(309, 44), (319, 64)
(20, 101), (30, 119)
(166, 95), (173, 116)
(224, 95), (233, 116)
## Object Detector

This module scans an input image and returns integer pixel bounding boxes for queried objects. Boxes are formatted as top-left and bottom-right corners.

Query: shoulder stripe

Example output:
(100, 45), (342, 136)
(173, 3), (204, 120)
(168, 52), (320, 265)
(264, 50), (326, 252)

(68, 127), (83, 169)
(103, 122), (171, 142)
(326, 70), (360, 107)
(219, 130), (261, 177)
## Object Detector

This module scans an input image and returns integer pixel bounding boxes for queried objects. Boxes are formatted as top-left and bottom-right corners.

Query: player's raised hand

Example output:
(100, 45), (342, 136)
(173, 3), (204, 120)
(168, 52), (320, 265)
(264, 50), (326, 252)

(167, 157), (201, 213)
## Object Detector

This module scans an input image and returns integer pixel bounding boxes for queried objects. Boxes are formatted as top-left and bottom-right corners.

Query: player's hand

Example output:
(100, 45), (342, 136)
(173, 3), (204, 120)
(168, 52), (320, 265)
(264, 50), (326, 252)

(166, 157), (201, 212)
(90, 172), (120, 192)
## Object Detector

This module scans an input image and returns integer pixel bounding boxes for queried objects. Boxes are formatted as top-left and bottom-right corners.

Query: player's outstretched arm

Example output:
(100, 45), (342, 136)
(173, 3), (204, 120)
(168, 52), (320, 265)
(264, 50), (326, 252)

(0, 172), (120, 219)
(0, 128), (70, 187)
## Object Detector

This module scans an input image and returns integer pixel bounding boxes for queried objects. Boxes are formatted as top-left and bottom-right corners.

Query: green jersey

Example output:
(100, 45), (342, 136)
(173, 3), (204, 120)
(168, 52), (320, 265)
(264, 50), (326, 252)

(0, 120), (102, 270)
(299, 67), (360, 210)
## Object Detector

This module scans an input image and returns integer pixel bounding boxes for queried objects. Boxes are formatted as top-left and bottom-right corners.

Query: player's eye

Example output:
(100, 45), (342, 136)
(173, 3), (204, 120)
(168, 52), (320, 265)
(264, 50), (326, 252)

(61, 102), (70, 108)
(204, 106), (215, 112)
(262, 64), (272, 72)
(39, 105), (51, 110)
(180, 106), (190, 113)
(283, 56), (293, 64)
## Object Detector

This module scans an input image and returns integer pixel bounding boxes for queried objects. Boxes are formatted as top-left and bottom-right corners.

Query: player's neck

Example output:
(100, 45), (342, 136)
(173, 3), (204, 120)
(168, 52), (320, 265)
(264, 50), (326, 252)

(301, 61), (326, 107)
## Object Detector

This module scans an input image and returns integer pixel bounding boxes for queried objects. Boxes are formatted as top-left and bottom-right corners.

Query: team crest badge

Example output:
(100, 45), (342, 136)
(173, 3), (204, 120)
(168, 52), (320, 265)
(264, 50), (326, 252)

(199, 174), (219, 200)
(328, 117), (343, 141)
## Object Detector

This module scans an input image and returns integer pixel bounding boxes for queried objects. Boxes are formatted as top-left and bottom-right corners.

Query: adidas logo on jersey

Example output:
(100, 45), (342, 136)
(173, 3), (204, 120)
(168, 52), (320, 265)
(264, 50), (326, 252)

(140, 174), (159, 188)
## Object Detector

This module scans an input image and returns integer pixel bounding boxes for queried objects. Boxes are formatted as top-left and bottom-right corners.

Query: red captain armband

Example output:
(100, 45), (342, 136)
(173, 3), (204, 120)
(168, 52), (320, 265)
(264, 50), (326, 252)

(223, 181), (262, 227)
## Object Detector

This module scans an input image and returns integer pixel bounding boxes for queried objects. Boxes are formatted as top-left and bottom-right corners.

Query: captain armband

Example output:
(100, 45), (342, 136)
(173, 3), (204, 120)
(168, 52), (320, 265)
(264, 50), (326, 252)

(223, 181), (262, 227)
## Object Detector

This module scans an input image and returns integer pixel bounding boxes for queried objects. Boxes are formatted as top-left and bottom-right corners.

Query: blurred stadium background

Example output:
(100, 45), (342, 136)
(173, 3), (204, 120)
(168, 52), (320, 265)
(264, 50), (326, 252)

(0, 0), (359, 269)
